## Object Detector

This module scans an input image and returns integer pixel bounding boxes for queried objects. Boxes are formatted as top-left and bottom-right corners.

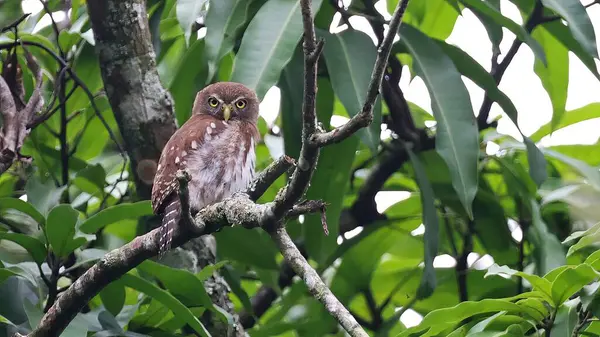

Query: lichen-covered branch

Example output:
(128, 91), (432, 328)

(270, 227), (369, 337)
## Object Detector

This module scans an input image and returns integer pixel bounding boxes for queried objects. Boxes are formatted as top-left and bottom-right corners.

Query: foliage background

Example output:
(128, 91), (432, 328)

(0, 0), (600, 336)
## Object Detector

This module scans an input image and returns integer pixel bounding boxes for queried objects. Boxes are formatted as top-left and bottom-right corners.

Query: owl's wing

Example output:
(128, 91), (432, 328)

(151, 114), (229, 214)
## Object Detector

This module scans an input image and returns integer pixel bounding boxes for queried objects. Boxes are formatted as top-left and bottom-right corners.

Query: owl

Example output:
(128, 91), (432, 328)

(151, 82), (260, 256)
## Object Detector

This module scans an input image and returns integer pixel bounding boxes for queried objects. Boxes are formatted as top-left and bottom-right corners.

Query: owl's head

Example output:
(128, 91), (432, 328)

(192, 82), (259, 123)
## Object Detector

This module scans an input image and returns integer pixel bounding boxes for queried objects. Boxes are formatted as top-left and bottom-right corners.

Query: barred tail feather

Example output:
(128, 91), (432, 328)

(158, 199), (181, 258)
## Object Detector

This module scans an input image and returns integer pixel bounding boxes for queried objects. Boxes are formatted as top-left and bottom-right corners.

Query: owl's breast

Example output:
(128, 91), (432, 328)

(185, 123), (256, 211)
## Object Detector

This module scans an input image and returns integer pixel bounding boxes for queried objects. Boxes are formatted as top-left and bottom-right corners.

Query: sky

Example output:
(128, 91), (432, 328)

(20, 0), (600, 328)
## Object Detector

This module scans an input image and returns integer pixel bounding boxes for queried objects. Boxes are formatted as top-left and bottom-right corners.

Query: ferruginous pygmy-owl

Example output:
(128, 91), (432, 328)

(151, 82), (260, 256)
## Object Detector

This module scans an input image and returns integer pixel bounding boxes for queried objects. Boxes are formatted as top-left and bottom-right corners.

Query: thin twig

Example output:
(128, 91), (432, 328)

(270, 227), (369, 337)
(310, 0), (409, 147)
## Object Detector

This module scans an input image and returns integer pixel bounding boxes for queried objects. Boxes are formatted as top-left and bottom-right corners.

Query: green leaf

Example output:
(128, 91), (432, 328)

(529, 199), (566, 275)
(137, 260), (232, 325)
(321, 29), (382, 153)
(530, 103), (600, 142)
(0, 198), (45, 225)
(169, 39), (208, 124)
(176, 0), (208, 43)
(532, 25), (568, 132)
(542, 19), (600, 80)
(460, 0), (546, 64)
(542, 148), (600, 190)
(230, 0), (323, 100)
(215, 227), (279, 270)
(25, 176), (67, 218)
(398, 299), (531, 336)
(541, 0), (598, 58)
(407, 146), (439, 299)
(437, 41), (547, 186)
(46, 204), (86, 258)
(0, 233), (46, 265)
(391, 0), (459, 40)
(400, 24), (479, 219)
(550, 265), (599, 306)
(550, 299), (579, 337)
(279, 43), (305, 159)
(485, 264), (553, 303)
(80, 201), (153, 234)
(204, 0), (250, 80)
(100, 281), (126, 317)
(119, 273), (211, 337)
(0, 313), (15, 327)
(303, 132), (359, 264)
(472, 0), (503, 55)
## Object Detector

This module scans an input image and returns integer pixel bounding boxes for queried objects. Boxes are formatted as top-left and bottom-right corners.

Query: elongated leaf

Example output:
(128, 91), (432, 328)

(0, 198), (45, 225)
(391, 0), (459, 40)
(398, 299), (530, 336)
(215, 227), (279, 270)
(321, 29), (381, 153)
(461, 0), (546, 64)
(137, 260), (232, 325)
(485, 264), (553, 303)
(25, 176), (67, 217)
(46, 205), (87, 258)
(120, 273), (211, 337)
(407, 146), (438, 299)
(438, 41), (547, 186)
(542, 20), (600, 80)
(529, 199), (566, 275)
(530, 103), (600, 142)
(541, 0), (598, 58)
(80, 201), (152, 234)
(542, 148), (600, 189)
(550, 299), (579, 337)
(169, 39), (208, 124)
(0, 233), (46, 265)
(551, 265), (599, 306)
(231, 0), (323, 100)
(100, 281), (126, 317)
(176, 0), (208, 43)
(533, 25), (568, 132)
(400, 24), (479, 218)
(204, 0), (250, 80)
(473, 0), (502, 55)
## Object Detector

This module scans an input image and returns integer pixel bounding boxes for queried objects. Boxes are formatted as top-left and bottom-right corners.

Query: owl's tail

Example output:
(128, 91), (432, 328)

(158, 199), (181, 258)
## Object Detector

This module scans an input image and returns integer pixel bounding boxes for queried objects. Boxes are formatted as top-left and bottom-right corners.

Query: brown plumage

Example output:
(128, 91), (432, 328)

(151, 82), (260, 256)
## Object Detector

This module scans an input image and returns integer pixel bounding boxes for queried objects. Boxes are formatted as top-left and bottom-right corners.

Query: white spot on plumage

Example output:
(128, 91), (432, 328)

(175, 157), (180, 164)
(206, 126), (212, 135)
(210, 122), (216, 128)
(222, 121), (228, 126)
(182, 151), (187, 157)
(205, 133), (212, 141)
(171, 146), (175, 151)
(157, 164), (162, 170)
(191, 141), (198, 149)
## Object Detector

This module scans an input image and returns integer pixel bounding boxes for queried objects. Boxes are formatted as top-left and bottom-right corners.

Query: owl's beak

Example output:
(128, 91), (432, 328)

(222, 104), (232, 121)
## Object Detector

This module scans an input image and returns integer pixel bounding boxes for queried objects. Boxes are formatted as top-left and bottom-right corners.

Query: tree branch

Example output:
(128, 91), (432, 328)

(269, 227), (368, 337)
(310, 0), (409, 147)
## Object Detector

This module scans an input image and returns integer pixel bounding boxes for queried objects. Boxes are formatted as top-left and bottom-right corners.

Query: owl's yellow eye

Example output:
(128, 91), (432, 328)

(235, 100), (247, 109)
(208, 97), (219, 107)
